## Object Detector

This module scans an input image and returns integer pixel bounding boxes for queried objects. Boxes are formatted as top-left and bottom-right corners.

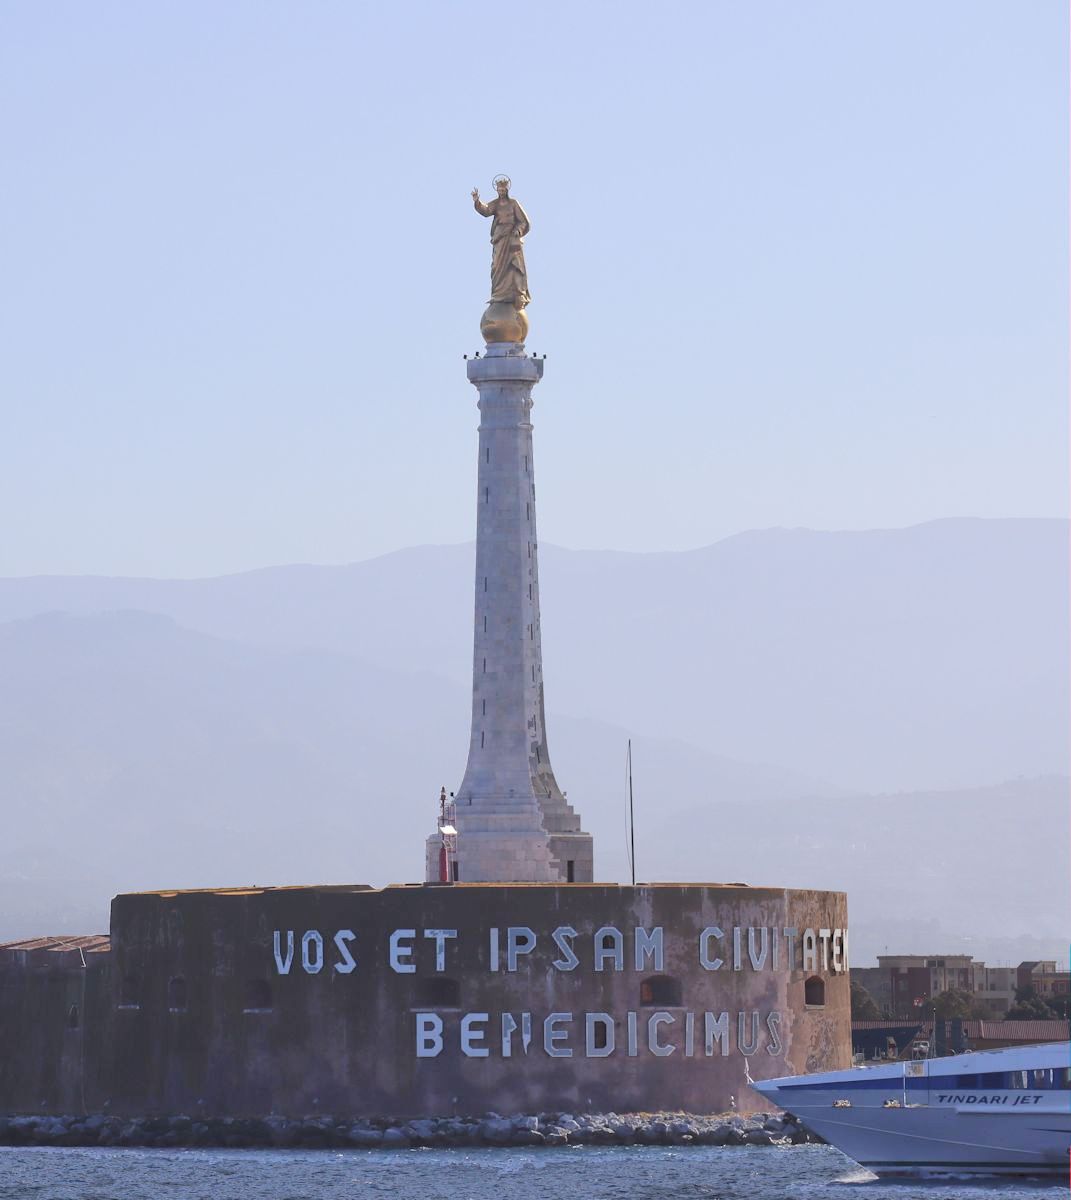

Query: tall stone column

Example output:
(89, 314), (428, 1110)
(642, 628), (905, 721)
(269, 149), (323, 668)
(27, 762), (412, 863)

(426, 342), (593, 883)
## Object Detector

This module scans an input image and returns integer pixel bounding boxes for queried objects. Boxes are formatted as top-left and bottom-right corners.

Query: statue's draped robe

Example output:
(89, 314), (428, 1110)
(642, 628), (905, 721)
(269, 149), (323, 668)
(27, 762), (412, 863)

(474, 196), (531, 308)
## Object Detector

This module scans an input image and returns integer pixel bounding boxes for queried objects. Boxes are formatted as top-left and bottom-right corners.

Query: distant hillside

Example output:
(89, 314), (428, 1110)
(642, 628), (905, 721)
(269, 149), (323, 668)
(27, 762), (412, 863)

(0, 608), (1065, 965)
(0, 518), (1065, 792)
(0, 610), (831, 938)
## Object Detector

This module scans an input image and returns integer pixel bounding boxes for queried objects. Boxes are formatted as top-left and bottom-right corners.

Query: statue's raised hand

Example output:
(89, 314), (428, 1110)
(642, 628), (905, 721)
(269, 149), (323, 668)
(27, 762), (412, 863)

(471, 188), (480, 201)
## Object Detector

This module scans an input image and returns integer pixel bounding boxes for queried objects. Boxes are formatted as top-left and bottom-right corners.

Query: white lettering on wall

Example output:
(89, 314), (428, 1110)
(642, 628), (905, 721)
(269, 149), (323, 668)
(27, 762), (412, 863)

(273, 930), (294, 975)
(732, 927), (742, 971)
(489, 927), (500, 972)
(390, 929), (416, 974)
(818, 929), (831, 972)
(593, 927), (624, 972)
(410, 1008), (789, 1059)
(705, 1011), (730, 1056)
(739, 1010), (760, 1055)
(699, 926), (724, 971)
(747, 927), (768, 971)
(766, 1012), (783, 1056)
(783, 928), (798, 970)
(415, 1013), (443, 1057)
(634, 927), (664, 972)
(544, 1012), (573, 1057)
(424, 929), (457, 972)
(461, 1012), (489, 1057)
(585, 1012), (615, 1058)
(333, 930), (357, 974)
(648, 1011), (674, 1056)
(301, 930), (324, 975)
(832, 929), (843, 973)
(507, 927), (537, 972)
(501, 1013), (518, 1056)
(802, 929), (817, 973)
(551, 926), (579, 971)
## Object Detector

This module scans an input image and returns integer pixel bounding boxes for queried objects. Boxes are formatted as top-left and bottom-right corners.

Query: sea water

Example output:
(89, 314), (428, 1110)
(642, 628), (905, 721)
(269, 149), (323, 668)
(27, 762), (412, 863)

(0, 1144), (1064, 1199)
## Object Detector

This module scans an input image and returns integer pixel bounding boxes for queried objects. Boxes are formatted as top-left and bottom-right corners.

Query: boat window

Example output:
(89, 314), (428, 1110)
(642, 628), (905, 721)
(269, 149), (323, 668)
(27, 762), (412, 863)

(1007, 1070), (1029, 1090)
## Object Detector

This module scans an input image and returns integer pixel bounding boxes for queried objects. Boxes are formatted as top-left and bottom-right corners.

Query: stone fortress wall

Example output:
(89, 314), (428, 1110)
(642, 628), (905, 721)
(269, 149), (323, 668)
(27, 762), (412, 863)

(0, 882), (849, 1118)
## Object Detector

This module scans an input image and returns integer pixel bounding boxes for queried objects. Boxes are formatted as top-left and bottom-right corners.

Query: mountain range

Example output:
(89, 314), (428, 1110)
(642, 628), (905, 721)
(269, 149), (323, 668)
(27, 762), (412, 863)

(1, 517), (1066, 964)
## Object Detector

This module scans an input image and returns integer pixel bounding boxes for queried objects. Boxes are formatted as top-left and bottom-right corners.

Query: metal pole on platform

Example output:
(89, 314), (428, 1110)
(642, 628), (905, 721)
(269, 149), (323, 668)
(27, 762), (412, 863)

(628, 739), (636, 886)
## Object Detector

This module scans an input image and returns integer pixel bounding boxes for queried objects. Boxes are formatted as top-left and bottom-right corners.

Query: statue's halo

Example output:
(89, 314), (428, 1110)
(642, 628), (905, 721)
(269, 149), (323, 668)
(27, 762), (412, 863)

(492, 174), (512, 190)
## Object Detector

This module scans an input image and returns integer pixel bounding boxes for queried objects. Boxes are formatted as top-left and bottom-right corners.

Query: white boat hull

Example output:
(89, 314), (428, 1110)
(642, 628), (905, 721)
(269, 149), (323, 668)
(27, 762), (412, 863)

(789, 1102), (1071, 1177)
(751, 1039), (1071, 1178)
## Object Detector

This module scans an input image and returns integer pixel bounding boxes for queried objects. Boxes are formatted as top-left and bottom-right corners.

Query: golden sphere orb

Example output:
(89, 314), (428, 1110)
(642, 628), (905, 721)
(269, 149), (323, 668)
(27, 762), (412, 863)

(480, 302), (529, 345)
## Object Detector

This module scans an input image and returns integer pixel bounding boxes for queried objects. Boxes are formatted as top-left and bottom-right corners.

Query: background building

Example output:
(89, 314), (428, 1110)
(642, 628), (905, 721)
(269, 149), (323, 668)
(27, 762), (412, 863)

(853, 954), (1068, 1019)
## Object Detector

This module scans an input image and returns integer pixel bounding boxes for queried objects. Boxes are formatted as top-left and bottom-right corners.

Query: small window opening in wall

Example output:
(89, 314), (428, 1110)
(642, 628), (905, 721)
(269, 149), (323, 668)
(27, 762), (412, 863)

(483, 615), (487, 632)
(526, 503), (530, 520)
(567, 860), (575, 883)
(640, 975), (682, 1007)
(118, 972), (141, 1010)
(805, 976), (826, 1007)
(168, 976), (188, 1012)
(535, 746), (540, 763)
(480, 730), (485, 748)
(531, 666), (535, 681)
(482, 699), (486, 715)
(525, 455), (528, 473)
(484, 577), (488, 592)
(484, 487), (489, 503)
(413, 977), (461, 1009)
(66, 1004), (79, 1030)
(482, 658), (486, 673)
(592, 1019), (608, 1050)
(244, 979), (273, 1013)
(451, 861), (459, 881)
(528, 584), (532, 600)
(485, 447), (490, 463)
(527, 542), (531, 558)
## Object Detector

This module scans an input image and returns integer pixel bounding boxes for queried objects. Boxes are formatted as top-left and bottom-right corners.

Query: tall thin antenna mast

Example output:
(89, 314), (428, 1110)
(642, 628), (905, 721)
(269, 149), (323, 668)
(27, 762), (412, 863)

(628, 739), (636, 886)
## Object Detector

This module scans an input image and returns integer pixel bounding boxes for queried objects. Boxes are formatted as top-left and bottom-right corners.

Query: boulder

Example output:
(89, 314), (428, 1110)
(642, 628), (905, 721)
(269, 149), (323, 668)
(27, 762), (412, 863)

(347, 1127), (384, 1147)
(478, 1118), (515, 1145)
(744, 1127), (774, 1146)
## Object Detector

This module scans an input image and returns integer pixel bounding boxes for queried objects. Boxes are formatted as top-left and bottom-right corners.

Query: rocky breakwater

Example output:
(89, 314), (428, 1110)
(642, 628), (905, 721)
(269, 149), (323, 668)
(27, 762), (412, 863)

(0, 1111), (821, 1150)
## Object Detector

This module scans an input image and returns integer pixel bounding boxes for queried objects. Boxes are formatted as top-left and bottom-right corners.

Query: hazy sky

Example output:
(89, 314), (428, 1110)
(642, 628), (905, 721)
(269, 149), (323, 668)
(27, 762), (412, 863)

(2, 2), (1066, 578)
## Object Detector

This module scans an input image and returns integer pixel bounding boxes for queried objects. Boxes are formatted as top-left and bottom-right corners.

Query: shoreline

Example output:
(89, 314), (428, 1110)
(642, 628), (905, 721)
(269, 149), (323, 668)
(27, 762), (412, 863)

(0, 1110), (822, 1150)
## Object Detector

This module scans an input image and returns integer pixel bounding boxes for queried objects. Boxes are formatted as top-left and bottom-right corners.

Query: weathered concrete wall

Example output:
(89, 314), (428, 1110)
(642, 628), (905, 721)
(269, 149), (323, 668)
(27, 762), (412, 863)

(0, 939), (111, 1114)
(1, 883), (849, 1118)
(106, 882), (848, 1116)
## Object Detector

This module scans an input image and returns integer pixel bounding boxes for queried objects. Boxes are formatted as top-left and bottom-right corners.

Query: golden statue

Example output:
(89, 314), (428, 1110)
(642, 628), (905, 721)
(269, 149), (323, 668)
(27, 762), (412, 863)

(472, 175), (531, 344)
